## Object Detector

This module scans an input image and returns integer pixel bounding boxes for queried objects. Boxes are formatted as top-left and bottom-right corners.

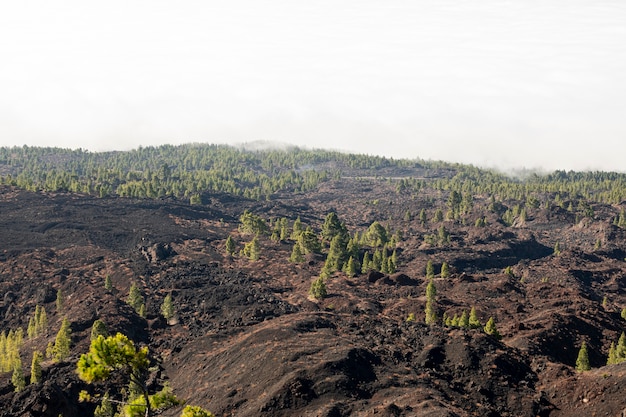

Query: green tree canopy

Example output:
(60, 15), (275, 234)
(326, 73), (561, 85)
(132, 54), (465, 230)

(364, 221), (389, 247)
(575, 342), (591, 371)
(320, 212), (348, 244)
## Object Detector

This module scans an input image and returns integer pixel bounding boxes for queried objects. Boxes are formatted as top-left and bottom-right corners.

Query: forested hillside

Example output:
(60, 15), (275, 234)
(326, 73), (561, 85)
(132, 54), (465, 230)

(0, 144), (626, 417)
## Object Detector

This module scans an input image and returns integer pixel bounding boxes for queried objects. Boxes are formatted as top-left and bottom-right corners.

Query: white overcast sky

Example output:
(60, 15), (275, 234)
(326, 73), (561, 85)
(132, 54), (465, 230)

(1, 1), (625, 171)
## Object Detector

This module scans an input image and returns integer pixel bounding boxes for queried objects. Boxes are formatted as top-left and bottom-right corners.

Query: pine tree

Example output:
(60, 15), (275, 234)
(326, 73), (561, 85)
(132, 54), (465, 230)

(621, 307), (626, 321)
(484, 317), (501, 339)
(426, 260), (434, 279)
(576, 342), (591, 371)
(243, 236), (260, 261)
(127, 283), (144, 314)
(289, 243), (305, 263)
(424, 299), (437, 325)
(419, 209), (427, 225)
(607, 342), (617, 365)
(458, 310), (469, 328)
(161, 293), (174, 321)
(91, 319), (109, 342)
(372, 249), (382, 271)
(424, 278), (437, 325)
(181, 405), (214, 417)
(104, 274), (113, 291)
(298, 229), (322, 254)
(54, 317), (72, 362)
(309, 277), (327, 300)
(391, 249), (398, 270)
(56, 289), (64, 312)
(440, 262), (449, 278)
(30, 350), (43, 385)
(343, 256), (357, 277)
(27, 317), (36, 340)
(291, 216), (304, 240)
(361, 252), (371, 274)
(45, 341), (55, 360)
(616, 332), (626, 360)
(37, 306), (47, 335)
(426, 278), (436, 301)
(11, 357), (25, 392)
(468, 307), (481, 329)
(225, 235), (236, 256)
(321, 212), (347, 244)
(432, 209), (443, 223)
(94, 392), (114, 417)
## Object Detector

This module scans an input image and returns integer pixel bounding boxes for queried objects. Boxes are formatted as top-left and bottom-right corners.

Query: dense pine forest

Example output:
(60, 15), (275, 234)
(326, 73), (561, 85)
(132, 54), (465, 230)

(2, 143), (626, 207)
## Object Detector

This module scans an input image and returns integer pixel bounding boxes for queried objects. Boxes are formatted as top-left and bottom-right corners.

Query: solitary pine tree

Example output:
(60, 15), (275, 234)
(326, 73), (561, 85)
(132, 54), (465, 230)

(54, 317), (72, 361)
(309, 277), (327, 300)
(440, 262), (449, 278)
(161, 293), (175, 321)
(484, 317), (501, 339)
(424, 279), (437, 325)
(426, 260), (435, 279)
(576, 342), (591, 371)
(225, 235), (236, 256)
(127, 283), (144, 314)
(30, 351), (43, 385)
(104, 275), (113, 291)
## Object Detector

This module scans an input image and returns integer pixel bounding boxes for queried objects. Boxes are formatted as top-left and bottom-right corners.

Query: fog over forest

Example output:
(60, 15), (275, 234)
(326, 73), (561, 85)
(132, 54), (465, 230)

(1, 1), (624, 172)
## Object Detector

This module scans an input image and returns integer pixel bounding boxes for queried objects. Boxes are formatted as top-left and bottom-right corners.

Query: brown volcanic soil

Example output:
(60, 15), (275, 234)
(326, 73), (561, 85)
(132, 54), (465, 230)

(0, 181), (626, 416)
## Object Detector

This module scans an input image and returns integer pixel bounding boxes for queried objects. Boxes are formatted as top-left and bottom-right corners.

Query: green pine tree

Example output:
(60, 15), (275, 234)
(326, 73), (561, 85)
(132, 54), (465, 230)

(30, 350), (43, 385)
(11, 357), (25, 392)
(468, 307), (481, 329)
(440, 262), (449, 278)
(607, 342), (617, 365)
(161, 293), (175, 321)
(484, 317), (501, 339)
(426, 278), (436, 301)
(309, 277), (327, 300)
(289, 242), (305, 263)
(127, 283), (143, 313)
(458, 310), (469, 328)
(361, 252), (371, 273)
(424, 299), (437, 325)
(576, 342), (591, 371)
(426, 260), (435, 279)
(53, 317), (72, 362)
(90, 319), (109, 342)
(104, 274), (113, 291)
(225, 235), (236, 256)
(343, 256), (357, 277)
(94, 392), (114, 417)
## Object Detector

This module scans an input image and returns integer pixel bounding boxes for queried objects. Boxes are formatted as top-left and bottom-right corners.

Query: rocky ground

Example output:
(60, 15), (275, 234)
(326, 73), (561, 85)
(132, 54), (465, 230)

(0, 178), (625, 417)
